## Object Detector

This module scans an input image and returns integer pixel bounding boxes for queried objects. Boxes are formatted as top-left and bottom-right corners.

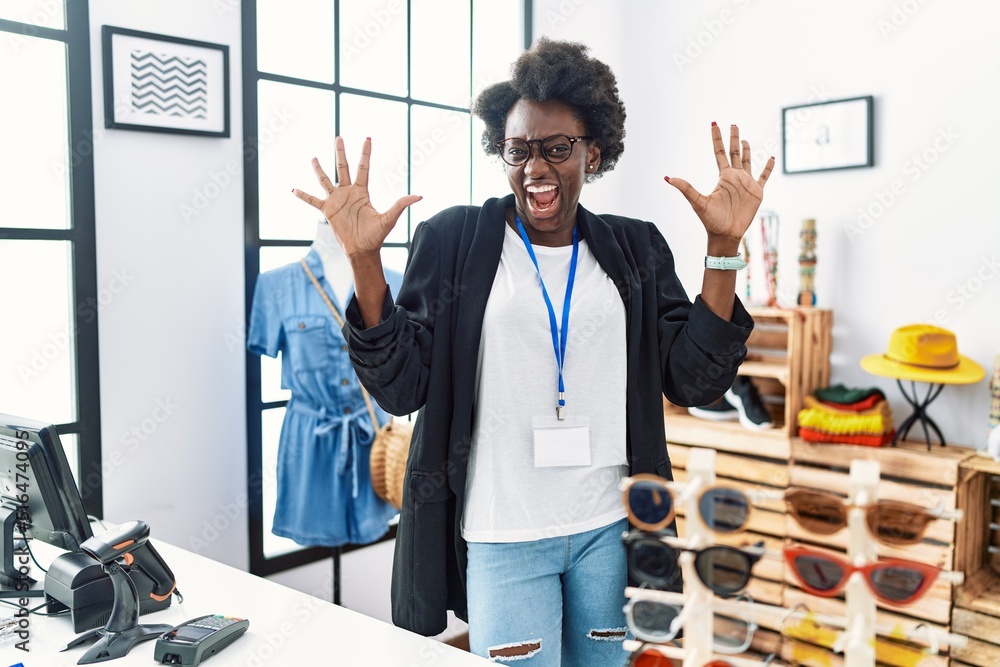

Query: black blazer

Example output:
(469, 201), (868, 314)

(344, 193), (753, 635)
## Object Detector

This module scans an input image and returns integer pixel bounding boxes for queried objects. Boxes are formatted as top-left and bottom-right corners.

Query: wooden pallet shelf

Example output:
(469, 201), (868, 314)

(952, 454), (1000, 665)
(745, 306), (833, 438)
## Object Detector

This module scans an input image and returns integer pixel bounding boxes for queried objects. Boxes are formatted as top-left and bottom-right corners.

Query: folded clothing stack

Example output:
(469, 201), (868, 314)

(797, 384), (896, 447)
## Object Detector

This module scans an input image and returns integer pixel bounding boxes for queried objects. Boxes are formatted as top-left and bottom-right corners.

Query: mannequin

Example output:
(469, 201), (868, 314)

(313, 221), (354, 310)
(247, 224), (404, 549)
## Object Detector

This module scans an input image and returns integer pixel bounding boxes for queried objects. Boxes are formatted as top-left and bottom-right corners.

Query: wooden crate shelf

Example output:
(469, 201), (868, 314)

(787, 436), (965, 632)
(951, 454), (1000, 665)
(745, 306), (833, 438)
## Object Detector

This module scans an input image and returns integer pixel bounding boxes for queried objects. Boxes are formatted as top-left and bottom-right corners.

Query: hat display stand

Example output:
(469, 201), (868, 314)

(891, 379), (947, 450)
(861, 325), (987, 451)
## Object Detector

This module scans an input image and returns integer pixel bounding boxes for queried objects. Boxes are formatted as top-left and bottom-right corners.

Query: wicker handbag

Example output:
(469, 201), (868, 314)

(301, 259), (412, 509)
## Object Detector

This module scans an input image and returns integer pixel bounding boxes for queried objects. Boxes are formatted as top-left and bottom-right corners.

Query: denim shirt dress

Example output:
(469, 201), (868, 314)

(248, 248), (402, 547)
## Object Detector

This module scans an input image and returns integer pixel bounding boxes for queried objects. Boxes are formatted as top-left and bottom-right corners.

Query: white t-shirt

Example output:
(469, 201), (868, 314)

(461, 222), (628, 543)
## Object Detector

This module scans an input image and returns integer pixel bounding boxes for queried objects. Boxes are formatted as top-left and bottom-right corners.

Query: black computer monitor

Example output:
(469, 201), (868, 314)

(0, 413), (93, 597)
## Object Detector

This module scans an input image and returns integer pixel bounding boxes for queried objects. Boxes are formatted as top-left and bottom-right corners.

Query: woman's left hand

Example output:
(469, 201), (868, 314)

(665, 123), (775, 243)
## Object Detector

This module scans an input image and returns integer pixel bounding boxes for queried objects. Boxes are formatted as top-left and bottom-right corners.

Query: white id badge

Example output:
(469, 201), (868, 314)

(532, 415), (591, 467)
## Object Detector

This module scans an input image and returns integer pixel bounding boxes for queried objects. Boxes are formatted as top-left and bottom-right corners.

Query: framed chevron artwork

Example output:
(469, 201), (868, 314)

(102, 26), (230, 137)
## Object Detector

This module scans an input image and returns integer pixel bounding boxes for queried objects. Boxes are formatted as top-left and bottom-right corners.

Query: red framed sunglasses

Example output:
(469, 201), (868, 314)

(783, 545), (942, 606)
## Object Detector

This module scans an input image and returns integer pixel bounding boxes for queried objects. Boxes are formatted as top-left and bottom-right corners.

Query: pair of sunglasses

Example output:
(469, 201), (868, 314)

(622, 474), (775, 534)
(627, 644), (774, 667)
(624, 592), (756, 653)
(623, 530), (765, 596)
(784, 488), (949, 546)
(784, 545), (944, 606)
(782, 605), (941, 666)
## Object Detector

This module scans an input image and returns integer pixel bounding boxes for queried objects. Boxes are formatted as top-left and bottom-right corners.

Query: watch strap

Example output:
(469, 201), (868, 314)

(705, 253), (747, 271)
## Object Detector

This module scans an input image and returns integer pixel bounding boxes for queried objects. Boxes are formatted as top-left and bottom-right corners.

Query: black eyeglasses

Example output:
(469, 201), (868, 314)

(493, 134), (593, 166)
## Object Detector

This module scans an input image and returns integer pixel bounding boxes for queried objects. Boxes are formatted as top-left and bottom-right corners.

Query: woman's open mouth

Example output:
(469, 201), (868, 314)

(527, 184), (559, 212)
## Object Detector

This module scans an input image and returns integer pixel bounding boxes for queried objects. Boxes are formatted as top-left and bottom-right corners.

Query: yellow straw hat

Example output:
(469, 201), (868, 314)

(861, 324), (984, 385)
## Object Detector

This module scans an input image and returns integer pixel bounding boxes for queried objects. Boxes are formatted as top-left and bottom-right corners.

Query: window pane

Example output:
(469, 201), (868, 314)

(256, 0), (334, 83)
(381, 246), (409, 276)
(411, 0), (470, 105)
(58, 432), (80, 496)
(340, 94), (410, 244)
(472, 115), (509, 205)
(262, 407), (304, 558)
(409, 106), (471, 229)
(0, 240), (76, 424)
(0, 0), (66, 30)
(260, 245), (309, 273)
(258, 81), (336, 240)
(0, 35), (69, 229)
(472, 0), (523, 98)
(339, 0), (408, 97)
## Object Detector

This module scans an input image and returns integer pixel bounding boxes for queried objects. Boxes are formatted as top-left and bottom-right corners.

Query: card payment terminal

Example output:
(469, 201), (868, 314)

(153, 614), (249, 665)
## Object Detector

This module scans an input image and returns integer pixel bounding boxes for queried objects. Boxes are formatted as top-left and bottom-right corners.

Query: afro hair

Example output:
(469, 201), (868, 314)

(472, 37), (626, 181)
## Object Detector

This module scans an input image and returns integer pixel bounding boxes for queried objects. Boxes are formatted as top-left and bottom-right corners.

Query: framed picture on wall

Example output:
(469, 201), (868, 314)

(781, 96), (873, 174)
(102, 26), (230, 138)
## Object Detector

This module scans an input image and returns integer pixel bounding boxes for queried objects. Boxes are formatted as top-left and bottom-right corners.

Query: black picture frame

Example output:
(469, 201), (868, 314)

(102, 25), (230, 138)
(781, 96), (873, 174)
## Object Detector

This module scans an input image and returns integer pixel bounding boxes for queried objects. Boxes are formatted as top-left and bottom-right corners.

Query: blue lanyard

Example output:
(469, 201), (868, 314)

(515, 216), (579, 420)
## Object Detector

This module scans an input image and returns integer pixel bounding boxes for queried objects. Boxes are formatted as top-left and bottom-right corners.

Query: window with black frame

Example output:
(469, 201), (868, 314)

(243, 0), (529, 577)
(0, 2), (103, 518)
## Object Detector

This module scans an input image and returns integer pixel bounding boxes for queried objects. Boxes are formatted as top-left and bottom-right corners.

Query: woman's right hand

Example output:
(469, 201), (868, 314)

(292, 136), (422, 257)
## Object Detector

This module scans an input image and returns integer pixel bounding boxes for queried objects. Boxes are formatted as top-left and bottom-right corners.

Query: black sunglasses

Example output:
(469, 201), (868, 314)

(622, 529), (764, 597)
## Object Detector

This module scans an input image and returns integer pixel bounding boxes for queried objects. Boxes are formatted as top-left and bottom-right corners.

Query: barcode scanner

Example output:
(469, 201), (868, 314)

(62, 520), (178, 664)
(80, 521), (176, 602)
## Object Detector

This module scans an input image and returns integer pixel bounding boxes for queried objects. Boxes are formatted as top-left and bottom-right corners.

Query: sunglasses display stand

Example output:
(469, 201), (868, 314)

(679, 447), (717, 667)
(843, 459), (880, 667)
(622, 448), (774, 667)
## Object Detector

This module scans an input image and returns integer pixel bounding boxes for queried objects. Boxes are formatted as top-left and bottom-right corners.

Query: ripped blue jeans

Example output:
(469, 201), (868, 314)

(466, 519), (629, 666)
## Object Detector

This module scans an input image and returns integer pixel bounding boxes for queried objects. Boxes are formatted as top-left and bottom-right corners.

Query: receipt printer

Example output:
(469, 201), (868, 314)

(44, 548), (172, 632)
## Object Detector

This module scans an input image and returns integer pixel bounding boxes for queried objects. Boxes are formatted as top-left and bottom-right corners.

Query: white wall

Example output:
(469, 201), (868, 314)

(536, 0), (1000, 449)
(89, 0), (249, 567)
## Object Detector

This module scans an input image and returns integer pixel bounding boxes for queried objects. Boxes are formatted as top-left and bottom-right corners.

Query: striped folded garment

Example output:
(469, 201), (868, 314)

(798, 427), (896, 447)
(797, 395), (896, 447)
